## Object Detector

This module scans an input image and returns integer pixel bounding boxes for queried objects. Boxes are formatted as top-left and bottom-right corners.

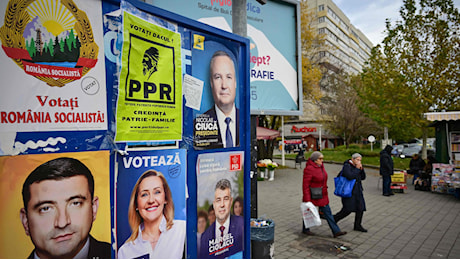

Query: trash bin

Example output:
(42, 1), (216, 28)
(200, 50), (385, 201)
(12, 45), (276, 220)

(250, 218), (275, 259)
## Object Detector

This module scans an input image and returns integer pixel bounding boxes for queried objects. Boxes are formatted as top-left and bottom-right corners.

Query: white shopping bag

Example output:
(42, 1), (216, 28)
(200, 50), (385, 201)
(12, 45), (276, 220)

(300, 202), (321, 228)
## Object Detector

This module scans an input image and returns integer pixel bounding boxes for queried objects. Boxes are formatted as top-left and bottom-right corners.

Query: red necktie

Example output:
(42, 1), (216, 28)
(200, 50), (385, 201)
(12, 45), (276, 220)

(220, 226), (225, 245)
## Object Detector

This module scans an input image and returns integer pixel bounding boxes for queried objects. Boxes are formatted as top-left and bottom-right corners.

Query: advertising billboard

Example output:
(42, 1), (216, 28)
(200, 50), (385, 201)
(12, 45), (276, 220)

(149, 0), (302, 116)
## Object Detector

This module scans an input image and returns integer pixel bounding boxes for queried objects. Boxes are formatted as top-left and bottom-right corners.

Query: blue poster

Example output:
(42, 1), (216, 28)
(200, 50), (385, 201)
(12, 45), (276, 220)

(196, 151), (244, 259)
(116, 149), (186, 259)
(191, 33), (242, 150)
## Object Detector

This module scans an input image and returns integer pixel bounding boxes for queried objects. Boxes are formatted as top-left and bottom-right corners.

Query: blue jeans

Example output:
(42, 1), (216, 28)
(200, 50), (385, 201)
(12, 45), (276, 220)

(303, 204), (341, 235)
(413, 173), (420, 184)
(382, 175), (392, 195)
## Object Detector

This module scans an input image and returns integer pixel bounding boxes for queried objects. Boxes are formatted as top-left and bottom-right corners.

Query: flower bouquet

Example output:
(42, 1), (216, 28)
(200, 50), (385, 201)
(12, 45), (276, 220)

(267, 161), (278, 170)
(257, 159), (271, 180)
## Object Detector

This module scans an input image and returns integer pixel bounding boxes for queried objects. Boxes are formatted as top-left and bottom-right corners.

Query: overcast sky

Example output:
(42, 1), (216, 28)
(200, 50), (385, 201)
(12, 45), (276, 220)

(333, 0), (460, 46)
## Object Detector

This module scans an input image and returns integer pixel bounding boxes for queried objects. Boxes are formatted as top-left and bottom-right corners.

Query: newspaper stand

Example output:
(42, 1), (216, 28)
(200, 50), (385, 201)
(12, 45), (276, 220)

(391, 171), (408, 193)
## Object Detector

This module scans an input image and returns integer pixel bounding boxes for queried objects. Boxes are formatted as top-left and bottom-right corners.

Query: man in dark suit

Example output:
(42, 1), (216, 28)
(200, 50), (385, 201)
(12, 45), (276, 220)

(20, 157), (111, 259)
(194, 50), (239, 149)
(199, 179), (243, 258)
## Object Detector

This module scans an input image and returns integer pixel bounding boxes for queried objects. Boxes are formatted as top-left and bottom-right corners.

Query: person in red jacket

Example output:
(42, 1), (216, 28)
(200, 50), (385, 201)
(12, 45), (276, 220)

(302, 151), (347, 238)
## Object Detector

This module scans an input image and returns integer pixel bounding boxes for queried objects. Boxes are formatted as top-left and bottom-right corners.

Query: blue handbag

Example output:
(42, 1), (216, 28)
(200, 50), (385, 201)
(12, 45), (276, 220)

(334, 171), (356, 198)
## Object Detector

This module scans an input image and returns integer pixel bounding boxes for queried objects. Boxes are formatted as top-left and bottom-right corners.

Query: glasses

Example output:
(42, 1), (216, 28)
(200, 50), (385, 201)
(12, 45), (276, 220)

(318, 157), (324, 160)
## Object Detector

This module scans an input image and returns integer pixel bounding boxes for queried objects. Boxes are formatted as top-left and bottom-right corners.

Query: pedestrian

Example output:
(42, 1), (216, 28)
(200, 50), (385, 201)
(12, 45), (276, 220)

(302, 151), (347, 238)
(334, 153), (367, 232)
(380, 145), (394, 196)
(408, 153), (426, 184)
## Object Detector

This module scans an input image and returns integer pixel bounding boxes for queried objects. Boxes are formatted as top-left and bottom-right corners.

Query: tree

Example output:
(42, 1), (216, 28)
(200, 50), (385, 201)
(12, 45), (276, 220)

(324, 73), (382, 147)
(358, 0), (460, 144)
(300, 0), (326, 102)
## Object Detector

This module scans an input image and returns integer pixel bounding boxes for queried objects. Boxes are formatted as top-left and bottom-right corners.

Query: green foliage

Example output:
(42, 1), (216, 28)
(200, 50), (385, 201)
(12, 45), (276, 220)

(323, 73), (382, 147)
(276, 146), (409, 170)
(300, 0), (326, 101)
(358, 0), (460, 141)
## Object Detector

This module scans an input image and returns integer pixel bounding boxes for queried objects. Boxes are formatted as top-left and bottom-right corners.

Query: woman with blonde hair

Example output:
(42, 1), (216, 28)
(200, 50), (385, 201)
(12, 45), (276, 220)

(118, 170), (186, 258)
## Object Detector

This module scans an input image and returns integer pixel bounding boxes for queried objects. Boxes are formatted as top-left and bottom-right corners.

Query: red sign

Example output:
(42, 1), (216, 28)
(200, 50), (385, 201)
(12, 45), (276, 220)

(291, 125), (317, 133)
(230, 154), (242, 171)
(284, 140), (301, 144)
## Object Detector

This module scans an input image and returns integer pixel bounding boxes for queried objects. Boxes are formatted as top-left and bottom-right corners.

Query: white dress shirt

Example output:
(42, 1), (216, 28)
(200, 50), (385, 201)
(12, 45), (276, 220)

(117, 216), (186, 259)
(214, 216), (230, 242)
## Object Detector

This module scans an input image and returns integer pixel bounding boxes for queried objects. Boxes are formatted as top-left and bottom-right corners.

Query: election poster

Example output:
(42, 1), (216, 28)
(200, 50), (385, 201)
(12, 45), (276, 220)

(191, 35), (241, 150)
(115, 11), (182, 142)
(0, 151), (111, 259)
(196, 151), (244, 258)
(0, 0), (107, 132)
(116, 149), (186, 259)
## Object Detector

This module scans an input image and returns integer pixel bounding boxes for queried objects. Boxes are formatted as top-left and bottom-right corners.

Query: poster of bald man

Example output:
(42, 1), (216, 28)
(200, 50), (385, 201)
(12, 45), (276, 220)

(192, 35), (242, 150)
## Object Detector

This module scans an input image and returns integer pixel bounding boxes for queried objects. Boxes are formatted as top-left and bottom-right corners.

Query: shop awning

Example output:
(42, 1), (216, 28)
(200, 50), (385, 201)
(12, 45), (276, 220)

(257, 126), (280, 140)
(302, 133), (341, 139)
(424, 111), (460, 121)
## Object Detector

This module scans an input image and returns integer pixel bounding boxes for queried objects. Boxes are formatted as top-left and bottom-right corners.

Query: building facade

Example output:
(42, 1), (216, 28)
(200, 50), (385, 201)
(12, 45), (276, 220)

(284, 0), (374, 150)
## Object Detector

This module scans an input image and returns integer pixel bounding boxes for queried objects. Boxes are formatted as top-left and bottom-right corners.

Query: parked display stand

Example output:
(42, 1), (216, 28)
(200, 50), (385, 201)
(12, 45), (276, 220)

(391, 171), (408, 193)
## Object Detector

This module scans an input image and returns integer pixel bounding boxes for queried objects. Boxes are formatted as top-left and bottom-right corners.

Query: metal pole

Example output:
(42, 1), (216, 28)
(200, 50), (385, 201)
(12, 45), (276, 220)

(232, 0), (258, 220)
(319, 124), (322, 151)
(384, 126), (388, 147)
(282, 116), (285, 166)
(232, 0), (247, 36)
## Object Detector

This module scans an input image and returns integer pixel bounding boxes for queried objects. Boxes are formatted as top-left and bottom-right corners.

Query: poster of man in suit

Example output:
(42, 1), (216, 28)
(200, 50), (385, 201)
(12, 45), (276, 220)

(196, 151), (244, 258)
(192, 36), (241, 150)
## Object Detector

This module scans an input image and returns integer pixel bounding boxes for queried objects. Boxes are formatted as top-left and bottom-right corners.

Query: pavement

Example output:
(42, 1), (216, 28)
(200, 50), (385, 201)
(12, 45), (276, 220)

(255, 158), (460, 259)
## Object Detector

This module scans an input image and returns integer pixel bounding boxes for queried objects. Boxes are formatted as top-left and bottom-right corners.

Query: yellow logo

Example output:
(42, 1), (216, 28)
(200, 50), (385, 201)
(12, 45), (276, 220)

(193, 34), (205, 50)
(0, 0), (98, 87)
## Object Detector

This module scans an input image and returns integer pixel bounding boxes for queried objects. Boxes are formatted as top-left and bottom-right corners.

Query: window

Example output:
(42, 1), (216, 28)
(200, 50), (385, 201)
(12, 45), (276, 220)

(318, 16), (325, 23)
(318, 4), (324, 11)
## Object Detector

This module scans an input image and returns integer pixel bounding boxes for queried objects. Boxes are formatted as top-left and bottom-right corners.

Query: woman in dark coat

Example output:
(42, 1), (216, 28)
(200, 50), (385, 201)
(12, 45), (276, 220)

(334, 153), (367, 232)
(302, 151), (347, 238)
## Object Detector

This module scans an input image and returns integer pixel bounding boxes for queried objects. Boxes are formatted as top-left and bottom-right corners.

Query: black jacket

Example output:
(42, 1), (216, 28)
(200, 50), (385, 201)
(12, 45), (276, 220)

(340, 160), (366, 212)
(28, 235), (111, 259)
(379, 145), (394, 176)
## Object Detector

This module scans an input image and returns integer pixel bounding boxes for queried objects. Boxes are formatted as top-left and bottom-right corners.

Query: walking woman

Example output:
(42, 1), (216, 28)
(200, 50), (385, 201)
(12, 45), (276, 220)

(334, 153), (367, 232)
(302, 151), (347, 238)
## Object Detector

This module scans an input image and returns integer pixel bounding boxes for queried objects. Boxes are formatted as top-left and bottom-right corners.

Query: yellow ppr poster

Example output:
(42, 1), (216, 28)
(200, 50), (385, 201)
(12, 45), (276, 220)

(116, 11), (182, 142)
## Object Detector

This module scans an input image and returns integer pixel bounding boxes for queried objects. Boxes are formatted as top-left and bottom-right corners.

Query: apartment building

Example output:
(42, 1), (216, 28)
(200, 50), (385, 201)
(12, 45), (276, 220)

(284, 0), (374, 150)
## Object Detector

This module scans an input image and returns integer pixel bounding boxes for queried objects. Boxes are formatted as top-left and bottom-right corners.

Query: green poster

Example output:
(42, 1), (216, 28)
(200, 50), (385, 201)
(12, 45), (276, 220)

(116, 11), (182, 142)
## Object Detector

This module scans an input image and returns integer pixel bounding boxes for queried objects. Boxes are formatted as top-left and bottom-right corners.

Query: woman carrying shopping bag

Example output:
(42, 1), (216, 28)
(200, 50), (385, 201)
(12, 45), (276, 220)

(302, 151), (347, 238)
(333, 153), (367, 232)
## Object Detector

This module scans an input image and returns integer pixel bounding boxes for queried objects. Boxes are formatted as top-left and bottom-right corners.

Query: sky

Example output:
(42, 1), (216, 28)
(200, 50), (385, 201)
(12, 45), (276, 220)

(333, 0), (460, 46)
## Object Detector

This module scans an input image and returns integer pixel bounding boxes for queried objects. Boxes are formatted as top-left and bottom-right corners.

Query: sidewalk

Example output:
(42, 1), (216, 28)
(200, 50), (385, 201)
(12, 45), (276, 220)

(256, 159), (460, 259)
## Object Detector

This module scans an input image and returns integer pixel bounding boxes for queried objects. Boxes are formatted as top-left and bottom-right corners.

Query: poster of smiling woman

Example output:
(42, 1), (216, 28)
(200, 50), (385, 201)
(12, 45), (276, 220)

(116, 149), (186, 259)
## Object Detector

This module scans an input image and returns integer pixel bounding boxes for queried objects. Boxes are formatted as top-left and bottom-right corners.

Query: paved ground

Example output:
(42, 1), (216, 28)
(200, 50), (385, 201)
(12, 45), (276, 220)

(256, 158), (460, 259)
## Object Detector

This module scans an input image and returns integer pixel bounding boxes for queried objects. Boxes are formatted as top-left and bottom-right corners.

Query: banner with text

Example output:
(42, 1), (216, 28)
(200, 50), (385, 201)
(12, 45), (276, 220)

(149, 0), (300, 115)
(115, 11), (182, 142)
(0, 0), (107, 132)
